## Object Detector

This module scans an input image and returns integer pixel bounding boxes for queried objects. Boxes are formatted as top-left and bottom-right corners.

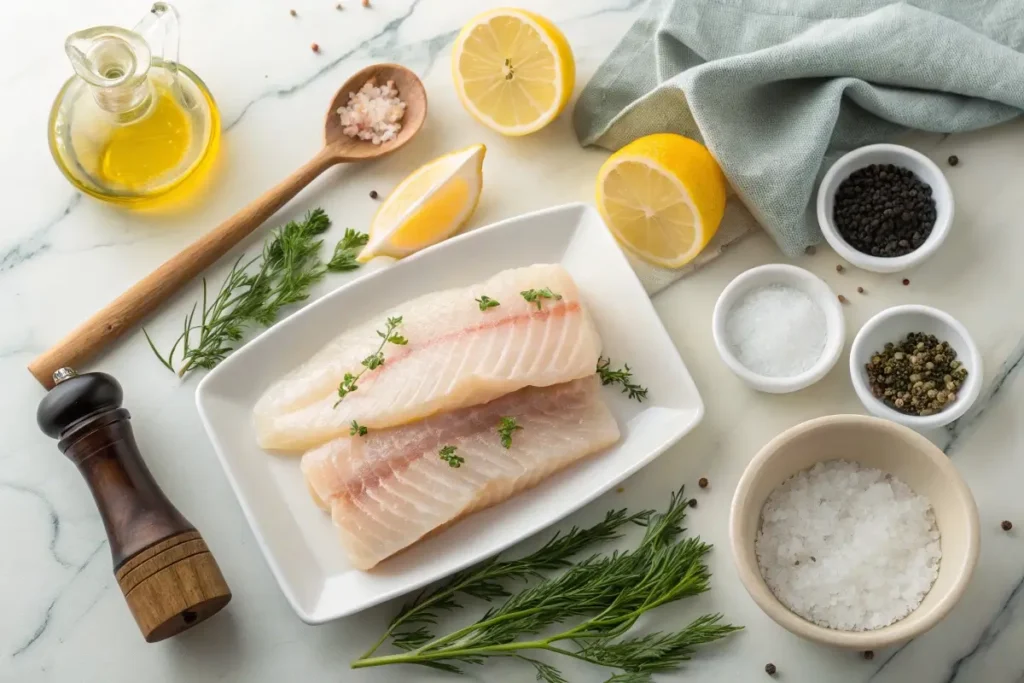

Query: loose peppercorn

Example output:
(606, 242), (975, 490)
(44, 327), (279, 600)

(765, 663), (777, 676)
(369, 190), (379, 199)
(1002, 520), (1013, 531)
(698, 477), (709, 488)
(948, 155), (959, 166)
(863, 650), (875, 660)
(903, 278), (910, 286)
(805, 245), (817, 255)
(311, 43), (320, 53)
(688, 499), (697, 508)
(836, 264), (845, 273)
(833, 164), (936, 257)
(838, 294), (849, 304)
(857, 286), (865, 294)
(290, 8), (297, 16)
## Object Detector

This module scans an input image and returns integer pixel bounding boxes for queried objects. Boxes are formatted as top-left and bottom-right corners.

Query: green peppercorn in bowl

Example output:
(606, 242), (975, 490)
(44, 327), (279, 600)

(817, 144), (953, 273)
(850, 305), (982, 430)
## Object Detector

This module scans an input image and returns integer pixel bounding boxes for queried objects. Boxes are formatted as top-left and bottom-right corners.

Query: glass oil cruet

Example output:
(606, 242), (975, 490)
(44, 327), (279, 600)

(48, 3), (220, 206)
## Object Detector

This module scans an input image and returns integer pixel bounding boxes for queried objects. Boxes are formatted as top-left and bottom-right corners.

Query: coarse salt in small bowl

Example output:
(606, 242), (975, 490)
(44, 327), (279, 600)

(850, 304), (983, 431)
(730, 415), (980, 650)
(712, 264), (845, 393)
(816, 144), (954, 273)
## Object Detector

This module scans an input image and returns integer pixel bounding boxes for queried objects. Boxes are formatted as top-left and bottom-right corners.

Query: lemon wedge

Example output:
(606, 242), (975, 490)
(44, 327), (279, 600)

(358, 144), (486, 262)
(595, 133), (727, 269)
(451, 8), (575, 136)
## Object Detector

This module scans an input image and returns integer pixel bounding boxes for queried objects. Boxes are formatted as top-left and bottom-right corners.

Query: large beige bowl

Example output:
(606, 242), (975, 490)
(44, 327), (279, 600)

(730, 415), (979, 649)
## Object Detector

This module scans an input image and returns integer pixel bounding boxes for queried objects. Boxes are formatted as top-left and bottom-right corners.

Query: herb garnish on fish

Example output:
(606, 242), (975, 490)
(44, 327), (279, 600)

(438, 445), (464, 468)
(334, 316), (407, 407)
(145, 209), (368, 377)
(350, 421), (368, 437)
(475, 295), (500, 311)
(497, 416), (522, 448)
(351, 487), (740, 678)
(597, 356), (649, 403)
(520, 287), (562, 310)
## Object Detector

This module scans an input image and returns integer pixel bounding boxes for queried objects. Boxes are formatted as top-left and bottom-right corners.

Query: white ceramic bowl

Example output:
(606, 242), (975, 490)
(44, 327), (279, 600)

(850, 305), (982, 430)
(730, 415), (980, 649)
(712, 264), (845, 393)
(817, 144), (954, 273)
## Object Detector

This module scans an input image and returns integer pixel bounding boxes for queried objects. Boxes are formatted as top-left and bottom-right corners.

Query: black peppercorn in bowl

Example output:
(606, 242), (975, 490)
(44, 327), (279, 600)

(850, 305), (982, 430)
(816, 144), (953, 273)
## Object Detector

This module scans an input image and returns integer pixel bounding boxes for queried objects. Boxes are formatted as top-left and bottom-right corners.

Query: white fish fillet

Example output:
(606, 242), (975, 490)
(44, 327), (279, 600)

(302, 376), (619, 570)
(254, 264), (601, 451)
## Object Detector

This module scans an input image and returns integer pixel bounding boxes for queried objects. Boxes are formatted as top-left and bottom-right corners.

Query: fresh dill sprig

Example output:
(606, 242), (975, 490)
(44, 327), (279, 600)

(350, 420), (368, 437)
(475, 295), (500, 311)
(351, 487), (741, 678)
(497, 416), (522, 449)
(520, 287), (562, 310)
(596, 356), (649, 403)
(438, 445), (464, 468)
(335, 316), (406, 407)
(145, 209), (369, 377)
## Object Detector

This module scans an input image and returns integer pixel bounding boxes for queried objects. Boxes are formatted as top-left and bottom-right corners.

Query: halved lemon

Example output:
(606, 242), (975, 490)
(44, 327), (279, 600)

(596, 134), (727, 268)
(451, 8), (575, 136)
(358, 144), (486, 262)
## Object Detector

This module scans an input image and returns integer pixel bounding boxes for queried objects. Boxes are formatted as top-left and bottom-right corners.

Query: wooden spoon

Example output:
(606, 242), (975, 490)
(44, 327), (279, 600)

(29, 63), (427, 388)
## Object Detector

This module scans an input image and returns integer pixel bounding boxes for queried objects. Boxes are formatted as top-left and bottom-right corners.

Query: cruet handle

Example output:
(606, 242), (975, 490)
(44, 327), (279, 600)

(134, 2), (180, 70)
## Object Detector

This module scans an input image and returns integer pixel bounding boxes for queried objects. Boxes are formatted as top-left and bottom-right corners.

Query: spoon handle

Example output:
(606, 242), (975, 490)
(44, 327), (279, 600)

(28, 147), (341, 388)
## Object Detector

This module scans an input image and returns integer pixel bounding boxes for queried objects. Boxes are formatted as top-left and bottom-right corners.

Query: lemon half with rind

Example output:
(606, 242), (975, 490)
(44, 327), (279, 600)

(452, 8), (575, 136)
(596, 134), (727, 268)
(358, 144), (486, 262)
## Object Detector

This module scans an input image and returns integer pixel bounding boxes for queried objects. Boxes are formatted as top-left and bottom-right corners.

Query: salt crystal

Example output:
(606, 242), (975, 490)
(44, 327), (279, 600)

(755, 460), (941, 631)
(725, 284), (826, 377)
(337, 79), (406, 145)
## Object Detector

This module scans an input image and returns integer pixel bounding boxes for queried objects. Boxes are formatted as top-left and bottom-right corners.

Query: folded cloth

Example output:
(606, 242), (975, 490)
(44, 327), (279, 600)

(574, 0), (1024, 270)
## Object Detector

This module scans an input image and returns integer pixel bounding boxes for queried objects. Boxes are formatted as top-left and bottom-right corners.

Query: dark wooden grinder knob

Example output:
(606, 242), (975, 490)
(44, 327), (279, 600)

(37, 369), (231, 642)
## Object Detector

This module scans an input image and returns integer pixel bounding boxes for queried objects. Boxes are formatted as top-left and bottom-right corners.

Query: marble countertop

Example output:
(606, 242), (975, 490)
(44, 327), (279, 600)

(4, 0), (1024, 681)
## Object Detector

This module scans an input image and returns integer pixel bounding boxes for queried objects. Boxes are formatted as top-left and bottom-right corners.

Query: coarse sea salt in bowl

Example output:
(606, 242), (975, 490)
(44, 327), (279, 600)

(730, 415), (980, 649)
(712, 264), (845, 394)
(850, 305), (983, 431)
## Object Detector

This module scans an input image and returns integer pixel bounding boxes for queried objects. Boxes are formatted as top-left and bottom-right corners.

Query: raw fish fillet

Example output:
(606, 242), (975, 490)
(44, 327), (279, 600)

(302, 376), (619, 570)
(254, 264), (601, 451)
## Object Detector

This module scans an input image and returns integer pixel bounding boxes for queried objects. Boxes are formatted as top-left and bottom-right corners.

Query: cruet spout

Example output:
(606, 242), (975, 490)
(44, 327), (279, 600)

(65, 26), (151, 90)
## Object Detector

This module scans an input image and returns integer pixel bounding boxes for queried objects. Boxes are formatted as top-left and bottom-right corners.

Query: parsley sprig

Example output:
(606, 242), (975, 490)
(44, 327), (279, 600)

(145, 209), (368, 377)
(475, 295), (500, 311)
(351, 487), (740, 678)
(597, 356), (649, 403)
(438, 445), (464, 468)
(520, 288), (561, 310)
(497, 416), (522, 449)
(350, 421), (368, 437)
(334, 316), (407, 407)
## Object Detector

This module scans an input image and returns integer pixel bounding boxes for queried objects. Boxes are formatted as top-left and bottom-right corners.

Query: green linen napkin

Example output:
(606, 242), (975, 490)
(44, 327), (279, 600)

(575, 0), (1024, 288)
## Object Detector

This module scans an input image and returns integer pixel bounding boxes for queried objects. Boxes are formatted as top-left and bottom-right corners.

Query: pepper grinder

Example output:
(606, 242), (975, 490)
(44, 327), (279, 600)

(37, 368), (231, 642)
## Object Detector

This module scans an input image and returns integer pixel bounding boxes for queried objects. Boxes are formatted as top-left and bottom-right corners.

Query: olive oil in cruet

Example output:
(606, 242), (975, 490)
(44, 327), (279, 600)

(48, 2), (220, 206)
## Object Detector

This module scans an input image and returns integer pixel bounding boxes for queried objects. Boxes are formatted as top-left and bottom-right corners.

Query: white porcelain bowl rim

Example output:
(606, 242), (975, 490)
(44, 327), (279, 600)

(816, 144), (953, 273)
(849, 304), (983, 429)
(712, 264), (845, 392)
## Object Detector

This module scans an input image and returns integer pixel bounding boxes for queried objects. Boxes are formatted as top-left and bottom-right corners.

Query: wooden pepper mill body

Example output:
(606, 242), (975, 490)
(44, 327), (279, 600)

(38, 369), (231, 642)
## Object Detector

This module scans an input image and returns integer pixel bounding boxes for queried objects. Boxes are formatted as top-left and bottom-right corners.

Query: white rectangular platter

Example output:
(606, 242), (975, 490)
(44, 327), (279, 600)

(196, 202), (704, 623)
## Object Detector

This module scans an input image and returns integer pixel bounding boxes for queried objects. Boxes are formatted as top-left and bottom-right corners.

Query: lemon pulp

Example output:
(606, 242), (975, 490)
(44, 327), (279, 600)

(389, 178), (471, 249)
(453, 10), (574, 135)
(596, 134), (727, 268)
